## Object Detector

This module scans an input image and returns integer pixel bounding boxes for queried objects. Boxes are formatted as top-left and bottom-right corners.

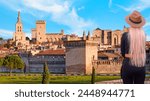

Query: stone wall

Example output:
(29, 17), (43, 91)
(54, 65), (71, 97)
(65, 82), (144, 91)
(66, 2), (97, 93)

(29, 64), (65, 73)
(65, 47), (86, 74)
(95, 60), (121, 74)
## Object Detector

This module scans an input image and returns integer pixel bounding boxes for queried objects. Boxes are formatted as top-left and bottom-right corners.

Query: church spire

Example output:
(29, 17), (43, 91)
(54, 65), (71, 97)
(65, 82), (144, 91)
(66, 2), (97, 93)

(83, 30), (86, 40)
(17, 11), (21, 23)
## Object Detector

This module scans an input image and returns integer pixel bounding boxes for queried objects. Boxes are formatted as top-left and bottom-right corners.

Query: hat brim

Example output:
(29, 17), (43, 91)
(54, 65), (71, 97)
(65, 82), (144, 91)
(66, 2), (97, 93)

(126, 16), (146, 28)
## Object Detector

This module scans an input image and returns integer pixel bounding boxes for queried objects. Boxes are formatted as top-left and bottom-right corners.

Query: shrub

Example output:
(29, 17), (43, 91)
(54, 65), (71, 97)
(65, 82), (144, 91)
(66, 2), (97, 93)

(91, 67), (95, 84)
(42, 62), (50, 84)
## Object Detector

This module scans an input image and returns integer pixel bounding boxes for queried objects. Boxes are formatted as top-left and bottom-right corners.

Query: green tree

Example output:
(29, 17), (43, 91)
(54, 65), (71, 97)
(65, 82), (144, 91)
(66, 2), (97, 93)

(0, 37), (3, 40)
(3, 55), (24, 76)
(42, 62), (50, 84)
(91, 66), (95, 84)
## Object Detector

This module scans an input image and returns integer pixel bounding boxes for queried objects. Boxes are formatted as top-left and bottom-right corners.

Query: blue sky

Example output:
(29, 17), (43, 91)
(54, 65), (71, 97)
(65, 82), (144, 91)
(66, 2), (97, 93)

(0, 0), (150, 40)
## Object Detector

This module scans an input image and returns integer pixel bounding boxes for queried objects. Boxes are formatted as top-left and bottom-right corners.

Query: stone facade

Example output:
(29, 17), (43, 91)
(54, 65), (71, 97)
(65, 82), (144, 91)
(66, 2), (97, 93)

(92, 28), (123, 50)
(96, 60), (122, 74)
(31, 21), (64, 44)
(64, 39), (98, 75)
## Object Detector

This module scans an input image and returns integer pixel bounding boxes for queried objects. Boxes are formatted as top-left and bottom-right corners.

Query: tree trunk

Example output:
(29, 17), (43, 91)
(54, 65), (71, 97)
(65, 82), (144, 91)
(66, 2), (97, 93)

(9, 69), (12, 76)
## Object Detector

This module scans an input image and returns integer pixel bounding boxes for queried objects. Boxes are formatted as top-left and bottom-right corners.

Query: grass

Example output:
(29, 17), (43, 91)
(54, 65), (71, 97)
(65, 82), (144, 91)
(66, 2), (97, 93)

(0, 74), (121, 84)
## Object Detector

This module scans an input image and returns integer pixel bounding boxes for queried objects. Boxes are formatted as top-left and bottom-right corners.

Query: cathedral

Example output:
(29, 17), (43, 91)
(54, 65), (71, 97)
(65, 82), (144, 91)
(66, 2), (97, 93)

(13, 11), (29, 48)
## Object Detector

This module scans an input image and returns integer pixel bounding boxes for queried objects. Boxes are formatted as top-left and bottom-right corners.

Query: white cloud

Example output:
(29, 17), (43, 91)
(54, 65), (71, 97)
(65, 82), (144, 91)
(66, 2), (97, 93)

(0, 29), (13, 39)
(109, 0), (112, 8)
(26, 33), (31, 39)
(146, 35), (150, 41)
(116, 0), (150, 12)
(78, 6), (85, 11)
(0, 28), (31, 39)
(0, 29), (13, 35)
(145, 22), (150, 28)
(0, 0), (97, 35)
(23, 0), (96, 35)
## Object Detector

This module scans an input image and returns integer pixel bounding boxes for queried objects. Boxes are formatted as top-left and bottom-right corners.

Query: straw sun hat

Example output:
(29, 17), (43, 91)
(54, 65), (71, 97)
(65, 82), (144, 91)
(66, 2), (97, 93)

(126, 10), (146, 28)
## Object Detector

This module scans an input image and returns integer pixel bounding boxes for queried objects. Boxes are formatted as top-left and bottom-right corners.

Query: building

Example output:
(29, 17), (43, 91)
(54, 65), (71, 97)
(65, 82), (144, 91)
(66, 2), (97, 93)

(146, 43), (150, 72)
(64, 36), (98, 75)
(25, 49), (65, 73)
(31, 21), (64, 44)
(92, 28), (123, 50)
(0, 47), (9, 58)
(13, 11), (29, 47)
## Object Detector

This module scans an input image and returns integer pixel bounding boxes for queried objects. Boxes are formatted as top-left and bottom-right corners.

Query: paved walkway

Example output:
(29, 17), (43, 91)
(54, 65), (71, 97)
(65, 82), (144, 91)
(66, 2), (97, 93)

(96, 79), (150, 84)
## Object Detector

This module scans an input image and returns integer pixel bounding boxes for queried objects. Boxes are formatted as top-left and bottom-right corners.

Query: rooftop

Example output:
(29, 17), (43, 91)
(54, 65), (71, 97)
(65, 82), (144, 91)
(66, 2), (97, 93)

(36, 49), (65, 56)
(95, 28), (101, 30)
(46, 33), (62, 35)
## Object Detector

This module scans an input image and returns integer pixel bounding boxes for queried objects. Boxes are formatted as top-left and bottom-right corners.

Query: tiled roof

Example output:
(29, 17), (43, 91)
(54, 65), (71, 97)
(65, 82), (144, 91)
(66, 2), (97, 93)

(36, 49), (65, 56)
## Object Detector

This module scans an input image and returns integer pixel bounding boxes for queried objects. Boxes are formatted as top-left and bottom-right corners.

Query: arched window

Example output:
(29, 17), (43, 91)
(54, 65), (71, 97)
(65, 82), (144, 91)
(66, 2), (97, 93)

(20, 26), (21, 32)
(18, 26), (19, 32)
(114, 38), (117, 45)
(114, 34), (118, 46)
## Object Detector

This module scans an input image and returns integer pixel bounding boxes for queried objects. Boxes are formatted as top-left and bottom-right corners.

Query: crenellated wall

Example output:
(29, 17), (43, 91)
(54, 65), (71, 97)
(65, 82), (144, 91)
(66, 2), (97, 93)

(95, 60), (122, 74)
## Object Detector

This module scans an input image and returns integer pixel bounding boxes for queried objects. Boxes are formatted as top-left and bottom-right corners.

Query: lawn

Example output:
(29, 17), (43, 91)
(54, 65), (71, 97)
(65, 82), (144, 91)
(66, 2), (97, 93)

(0, 74), (121, 84)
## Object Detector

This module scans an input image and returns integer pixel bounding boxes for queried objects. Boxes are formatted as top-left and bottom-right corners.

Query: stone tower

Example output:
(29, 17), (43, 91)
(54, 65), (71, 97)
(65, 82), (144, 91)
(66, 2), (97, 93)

(35, 20), (46, 43)
(13, 11), (26, 46)
(64, 39), (98, 75)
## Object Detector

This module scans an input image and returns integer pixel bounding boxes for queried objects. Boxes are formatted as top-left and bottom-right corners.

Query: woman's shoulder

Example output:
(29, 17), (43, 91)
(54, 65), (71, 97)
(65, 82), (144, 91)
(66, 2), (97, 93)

(122, 32), (128, 36)
(122, 32), (128, 39)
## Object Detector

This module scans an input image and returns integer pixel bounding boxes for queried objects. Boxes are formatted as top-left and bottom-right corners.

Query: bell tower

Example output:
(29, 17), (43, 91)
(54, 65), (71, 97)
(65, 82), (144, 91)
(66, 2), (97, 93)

(13, 11), (26, 46)
(16, 11), (23, 33)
